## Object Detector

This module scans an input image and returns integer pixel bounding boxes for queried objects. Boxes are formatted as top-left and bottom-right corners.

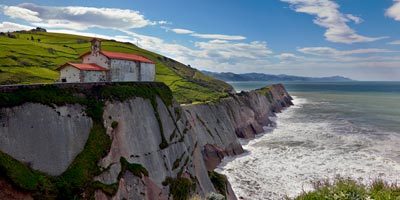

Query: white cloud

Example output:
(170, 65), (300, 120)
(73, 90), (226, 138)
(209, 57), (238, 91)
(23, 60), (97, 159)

(49, 29), (124, 41)
(281, 0), (385, 44)
(170, 27), (246, 40)
(388, 40), (400, 45)
(171, 28), (194, 34)
(1, 3), (155, 30)
(0, 21), (34, 32)
(193, 40), (272, 64)
(298, 47), (394, 56)
(386, 0), (400, 21)
(275, 53), (303, 63)
(345, 14), (363, 24)
(157, 21), (168, 25)
(119, 30), (269, 66)
(1, 5), (42, 22)
(191, 33), (246, 40)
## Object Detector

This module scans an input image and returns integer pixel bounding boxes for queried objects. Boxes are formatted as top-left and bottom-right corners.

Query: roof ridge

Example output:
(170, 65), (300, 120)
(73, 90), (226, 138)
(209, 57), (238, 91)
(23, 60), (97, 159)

(79, 50), (154, 64)
(57, 62), (109, 71)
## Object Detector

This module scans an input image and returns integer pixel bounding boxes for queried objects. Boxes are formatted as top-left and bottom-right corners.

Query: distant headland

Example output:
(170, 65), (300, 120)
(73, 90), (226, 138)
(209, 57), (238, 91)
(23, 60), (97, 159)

(203, 71), (354, 82)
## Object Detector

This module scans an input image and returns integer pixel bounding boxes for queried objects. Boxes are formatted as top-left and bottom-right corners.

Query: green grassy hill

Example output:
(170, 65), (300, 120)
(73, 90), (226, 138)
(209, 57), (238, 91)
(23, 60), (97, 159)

(0, 31), (233, 103)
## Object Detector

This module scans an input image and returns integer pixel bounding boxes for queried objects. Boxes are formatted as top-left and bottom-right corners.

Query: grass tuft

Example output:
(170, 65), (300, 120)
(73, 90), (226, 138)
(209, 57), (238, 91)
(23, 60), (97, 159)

(163, 177), (195, 200)
(208, 171), (228, 198)
(294, 177), (400, 200)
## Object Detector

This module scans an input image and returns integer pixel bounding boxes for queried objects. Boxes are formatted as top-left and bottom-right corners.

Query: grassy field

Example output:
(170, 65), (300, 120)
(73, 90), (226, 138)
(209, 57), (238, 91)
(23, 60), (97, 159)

(294, 178), (400, 200)
(0, 31), (233, 103)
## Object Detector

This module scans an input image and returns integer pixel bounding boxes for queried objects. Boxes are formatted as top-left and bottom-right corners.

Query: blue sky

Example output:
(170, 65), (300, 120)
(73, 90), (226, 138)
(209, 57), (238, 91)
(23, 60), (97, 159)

(1, 0), (400, 80)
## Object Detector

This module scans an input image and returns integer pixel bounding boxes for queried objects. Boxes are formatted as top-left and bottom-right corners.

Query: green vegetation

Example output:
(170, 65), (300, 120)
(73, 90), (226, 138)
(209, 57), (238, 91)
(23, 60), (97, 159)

(208, 171), (228, 198)
(0, 31), (233, 103)
(163, 177), (196, 200)
(172, 153), (186, 171)
(294, 178), (400, 200)
(119, 157), (149, 178)
(111, 121), (119, 129)
(90, 181), (119, 196)
(255, 86), (275, 103)
(0, 151), (55, 196)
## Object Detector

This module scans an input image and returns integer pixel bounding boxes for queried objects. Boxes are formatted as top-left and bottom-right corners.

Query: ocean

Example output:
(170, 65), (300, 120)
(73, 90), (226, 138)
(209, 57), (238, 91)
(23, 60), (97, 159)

(216, 81), (400, 199)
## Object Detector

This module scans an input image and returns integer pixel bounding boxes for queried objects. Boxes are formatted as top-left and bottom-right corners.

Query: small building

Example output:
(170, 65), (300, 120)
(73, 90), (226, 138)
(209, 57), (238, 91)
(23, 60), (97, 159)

(57, 38), (155, 83)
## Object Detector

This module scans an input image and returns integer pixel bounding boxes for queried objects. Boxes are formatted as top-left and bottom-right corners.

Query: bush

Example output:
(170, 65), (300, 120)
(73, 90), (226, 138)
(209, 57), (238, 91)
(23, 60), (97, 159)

(294, 177), (400, 200)
(207, 192), (225, 200)
(111, 121), (118, 129)
(163, 177), (195, 200)
(119, 157), (148, 178)
(208, 171), (228, 198)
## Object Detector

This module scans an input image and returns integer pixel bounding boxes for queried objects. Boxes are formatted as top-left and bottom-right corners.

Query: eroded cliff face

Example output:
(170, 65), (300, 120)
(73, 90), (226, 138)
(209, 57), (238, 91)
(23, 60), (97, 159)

(184, 84), (293, 171)
(95, 96), (215, 199)
(0, 83), (292, 199)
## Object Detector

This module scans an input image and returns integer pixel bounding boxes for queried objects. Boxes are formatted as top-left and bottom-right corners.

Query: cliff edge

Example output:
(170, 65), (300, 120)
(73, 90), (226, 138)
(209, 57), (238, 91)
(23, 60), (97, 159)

(0, 82), (292, 199)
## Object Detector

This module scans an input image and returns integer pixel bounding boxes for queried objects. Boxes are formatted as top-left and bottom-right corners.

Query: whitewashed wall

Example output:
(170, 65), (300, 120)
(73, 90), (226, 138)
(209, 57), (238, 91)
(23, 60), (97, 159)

(110, 59), (138, 82)
(82, 71), (107, 82)
(82, 54), (110, 69)
(60, 66), (81, 82)
(140, 63), (156, 81)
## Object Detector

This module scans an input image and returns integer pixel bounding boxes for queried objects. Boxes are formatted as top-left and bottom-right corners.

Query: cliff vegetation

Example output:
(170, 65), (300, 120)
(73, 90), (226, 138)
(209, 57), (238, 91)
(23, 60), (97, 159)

(294, 178), (400, 200)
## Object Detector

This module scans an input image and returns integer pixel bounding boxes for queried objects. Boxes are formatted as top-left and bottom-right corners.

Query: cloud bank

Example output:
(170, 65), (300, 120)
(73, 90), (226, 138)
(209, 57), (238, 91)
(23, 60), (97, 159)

(386, 0), (400, 21)
(1, 3), (155, 30)
(281, 0), (385, 44)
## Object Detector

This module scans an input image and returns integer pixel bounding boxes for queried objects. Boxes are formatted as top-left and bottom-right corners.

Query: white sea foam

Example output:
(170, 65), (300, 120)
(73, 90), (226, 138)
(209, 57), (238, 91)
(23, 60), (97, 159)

(216, 96), (400, 200)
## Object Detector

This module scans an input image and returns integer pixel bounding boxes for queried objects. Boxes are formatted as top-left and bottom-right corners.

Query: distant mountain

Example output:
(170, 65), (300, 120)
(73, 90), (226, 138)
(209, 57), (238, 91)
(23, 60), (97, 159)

(202, 71), (354, 82)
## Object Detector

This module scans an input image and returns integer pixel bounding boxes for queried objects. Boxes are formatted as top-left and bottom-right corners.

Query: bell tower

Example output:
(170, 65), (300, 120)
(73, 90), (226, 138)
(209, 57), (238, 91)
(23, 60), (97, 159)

(91, 38), (101, 56)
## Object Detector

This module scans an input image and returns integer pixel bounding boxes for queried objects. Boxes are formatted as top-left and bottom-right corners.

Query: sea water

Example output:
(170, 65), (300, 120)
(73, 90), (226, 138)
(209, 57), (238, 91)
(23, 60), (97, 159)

(216, 81), (400, 199)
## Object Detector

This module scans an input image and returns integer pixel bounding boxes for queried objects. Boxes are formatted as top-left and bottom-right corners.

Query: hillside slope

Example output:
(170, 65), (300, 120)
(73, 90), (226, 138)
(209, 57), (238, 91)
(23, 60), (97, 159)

(0, 31), (233, 103)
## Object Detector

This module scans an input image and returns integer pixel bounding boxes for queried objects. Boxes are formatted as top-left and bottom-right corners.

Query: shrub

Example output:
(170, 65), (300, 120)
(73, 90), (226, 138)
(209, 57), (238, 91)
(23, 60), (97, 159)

(208, 171), (228, 198)
(163, 177), (195, 200)
(207, 192), (225, 200)
(294, 177), (400, 200)
(119, 157), (148, 178)
(111, 121), (119, 129)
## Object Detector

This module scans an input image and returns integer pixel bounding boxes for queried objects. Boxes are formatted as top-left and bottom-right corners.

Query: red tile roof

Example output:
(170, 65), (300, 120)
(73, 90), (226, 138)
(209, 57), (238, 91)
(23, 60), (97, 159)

(79, 51), (155, 64)
(57, 63), (109, 71)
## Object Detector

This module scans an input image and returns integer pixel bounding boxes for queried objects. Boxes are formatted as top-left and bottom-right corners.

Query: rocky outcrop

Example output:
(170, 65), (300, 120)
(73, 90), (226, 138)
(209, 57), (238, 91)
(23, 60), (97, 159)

(0, 82), (292, 199)
(0, 103), (92, 175)
(95, 96), (215, 199)
(184, 84), (293, 171)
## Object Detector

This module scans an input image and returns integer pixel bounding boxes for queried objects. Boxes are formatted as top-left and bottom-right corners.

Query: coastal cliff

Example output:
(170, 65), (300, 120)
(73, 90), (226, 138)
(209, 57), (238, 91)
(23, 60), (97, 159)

(0, 82), (292, 199)
(183, 84), (293, 171)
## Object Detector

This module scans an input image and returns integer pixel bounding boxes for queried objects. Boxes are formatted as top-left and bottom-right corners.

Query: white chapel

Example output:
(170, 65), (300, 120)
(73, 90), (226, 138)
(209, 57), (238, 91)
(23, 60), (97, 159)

(57, 38), (155, 83)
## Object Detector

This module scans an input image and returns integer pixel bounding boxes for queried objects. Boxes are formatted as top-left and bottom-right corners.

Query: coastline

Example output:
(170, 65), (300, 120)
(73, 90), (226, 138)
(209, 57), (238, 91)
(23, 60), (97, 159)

(0, 83), (293, 199)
